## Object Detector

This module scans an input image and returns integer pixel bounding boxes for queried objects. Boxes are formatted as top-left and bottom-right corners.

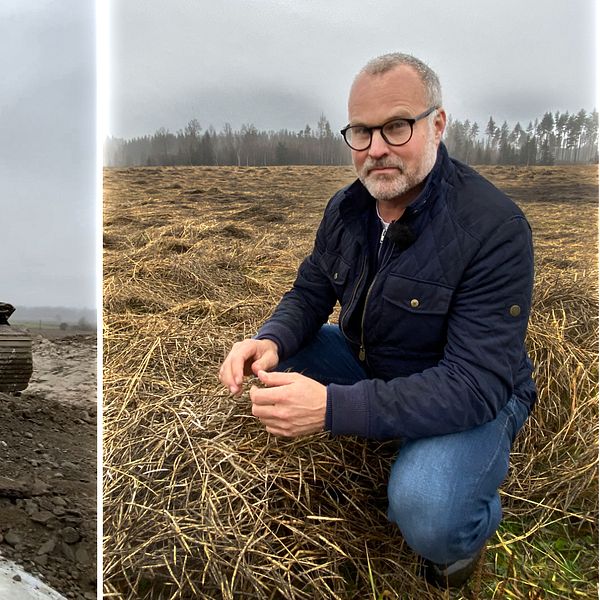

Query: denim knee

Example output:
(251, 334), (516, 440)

(385, 397), (527, 564)
(387, 466), (500, 564)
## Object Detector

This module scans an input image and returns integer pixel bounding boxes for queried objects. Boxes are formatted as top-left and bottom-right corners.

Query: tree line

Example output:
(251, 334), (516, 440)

(104, 109), (598, 168)
(444, 109), (598, 166)
(105, 115), (350, 168)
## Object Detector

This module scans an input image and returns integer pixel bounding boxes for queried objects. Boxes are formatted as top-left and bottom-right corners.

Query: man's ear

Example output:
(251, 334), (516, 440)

(434, 107), (447, 143)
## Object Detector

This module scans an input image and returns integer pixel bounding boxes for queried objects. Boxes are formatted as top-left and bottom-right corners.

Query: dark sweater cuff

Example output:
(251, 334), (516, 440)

(325, 387), (333, 431)
(327, 382), (369, 437)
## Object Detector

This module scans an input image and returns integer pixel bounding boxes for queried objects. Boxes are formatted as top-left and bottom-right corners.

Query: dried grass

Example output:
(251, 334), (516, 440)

(104, 165), (598, 599)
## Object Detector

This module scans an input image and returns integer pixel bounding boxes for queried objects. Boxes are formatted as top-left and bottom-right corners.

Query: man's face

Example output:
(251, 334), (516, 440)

(347, 65), (446, 205)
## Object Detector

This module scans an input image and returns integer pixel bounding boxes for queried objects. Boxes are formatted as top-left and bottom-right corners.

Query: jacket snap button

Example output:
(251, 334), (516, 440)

(333, 272), (338, 280)
(410, 298), (420, 308)
(509, 304), (521, 317)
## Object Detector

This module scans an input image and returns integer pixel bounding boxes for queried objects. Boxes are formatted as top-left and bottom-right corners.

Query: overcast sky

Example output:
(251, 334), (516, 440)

(0, 1), (596, 309)
(108, 0), (597, 139)
(1, 0), (96, 310)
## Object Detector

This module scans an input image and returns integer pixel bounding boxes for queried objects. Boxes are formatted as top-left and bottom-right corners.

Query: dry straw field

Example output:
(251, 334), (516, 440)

(104, 164), (598, 599)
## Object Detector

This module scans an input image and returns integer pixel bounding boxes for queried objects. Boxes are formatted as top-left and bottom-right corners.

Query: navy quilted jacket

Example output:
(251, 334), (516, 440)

(256, 144), (536, 440)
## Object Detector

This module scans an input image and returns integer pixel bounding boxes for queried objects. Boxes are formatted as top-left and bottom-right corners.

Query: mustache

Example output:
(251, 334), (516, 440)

(363, 157), (405, 172)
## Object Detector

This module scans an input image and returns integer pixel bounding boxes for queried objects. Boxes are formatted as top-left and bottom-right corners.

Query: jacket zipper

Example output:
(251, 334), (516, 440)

(339, 255), (368, 343)
(358, 240), (393, 362)
(358, 277), (377, 361)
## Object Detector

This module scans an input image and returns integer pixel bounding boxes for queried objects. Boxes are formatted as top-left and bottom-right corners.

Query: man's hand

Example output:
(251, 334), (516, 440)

(250, 370), (327, 437)
(219, 339), (279, 396)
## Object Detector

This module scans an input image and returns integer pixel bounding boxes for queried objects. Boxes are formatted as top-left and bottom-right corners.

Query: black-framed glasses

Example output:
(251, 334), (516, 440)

(340, 106), (438, 151)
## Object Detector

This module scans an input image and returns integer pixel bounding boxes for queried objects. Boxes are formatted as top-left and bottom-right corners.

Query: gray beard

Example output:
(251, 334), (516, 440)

(357, 135), (438, 202)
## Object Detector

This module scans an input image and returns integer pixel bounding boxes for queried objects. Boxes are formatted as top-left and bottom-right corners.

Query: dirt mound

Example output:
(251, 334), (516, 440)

(0, 335), (97, 599)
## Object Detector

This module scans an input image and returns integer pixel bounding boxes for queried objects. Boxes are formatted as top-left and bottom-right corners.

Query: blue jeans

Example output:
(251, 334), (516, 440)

(277, 324), (530, 564)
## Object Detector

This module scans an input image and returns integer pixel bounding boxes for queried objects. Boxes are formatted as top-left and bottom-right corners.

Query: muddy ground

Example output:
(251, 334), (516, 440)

(0, 330), (97, 600)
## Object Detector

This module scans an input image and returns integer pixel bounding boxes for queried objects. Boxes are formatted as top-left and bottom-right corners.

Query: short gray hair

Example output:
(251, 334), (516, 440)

(356, 52), (443, 108)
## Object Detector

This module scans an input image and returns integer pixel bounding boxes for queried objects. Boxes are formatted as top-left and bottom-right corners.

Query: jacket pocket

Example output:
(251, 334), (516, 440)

(382, 275), (454, 315)
(376, 275), (454, 355)
(318, 251), (352, 287)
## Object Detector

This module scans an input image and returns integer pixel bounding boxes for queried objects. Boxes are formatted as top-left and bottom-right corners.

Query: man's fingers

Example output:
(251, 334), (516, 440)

(219, 340), (280, 397)
(218, 360), (236, 393)
(250, 370), (299, 403)
(251, 358), (270, 375)
(251, 347), (279, 375)
(265, 425), (293, 438)
(250, 372), (327, 438)
(251, 402), (279, 420)
(218, 356), (241, 394)
(229, 352), (248, 387)
(249, 383), (289, 405)
(257, 369), (297, 387)
(252, 407), (292, 437)
(220, 342), (260, 394)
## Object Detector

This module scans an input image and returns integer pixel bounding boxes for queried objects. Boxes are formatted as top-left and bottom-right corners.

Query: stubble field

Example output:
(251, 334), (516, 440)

(103, 164), (597, 600)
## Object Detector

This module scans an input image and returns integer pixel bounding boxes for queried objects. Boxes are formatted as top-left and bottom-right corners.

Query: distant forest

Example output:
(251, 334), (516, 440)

(105, 109), (598, 168)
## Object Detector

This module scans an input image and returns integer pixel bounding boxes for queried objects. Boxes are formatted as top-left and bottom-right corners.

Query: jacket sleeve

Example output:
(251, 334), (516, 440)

(327, 215), (534, 439)
(254, 206), (339, 361)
